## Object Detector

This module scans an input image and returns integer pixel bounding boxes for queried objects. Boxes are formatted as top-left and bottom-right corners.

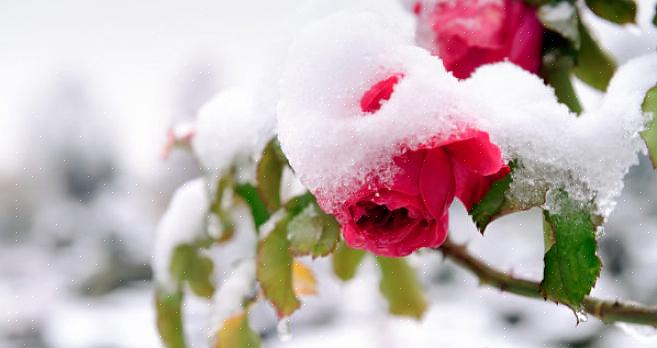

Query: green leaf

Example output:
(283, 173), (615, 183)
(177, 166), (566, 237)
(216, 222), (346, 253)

(540, 190), (602, 310)
(573, 20), (616, 91)
(256, 216), (300, 317)
(234, 183), (270, 230)
(641, 84), (657, 169)
(211, 175), (235, 243)
(376, 257), (427, 319)
(287, 204), (340, 258)
(470, 162), (545, 233)
(171, 245), (215, 298)
(541, 33), (583, 113)
(653, 5), (657, 26)
(538, 2), (580, 49)
(214, 312), (261, 348)
(257, 139), (286, 212)
(585, 0), (636, 24)
(470, 167), (514, 232)
(332, 241), (366, 281)
(156, 290), (186, 348)
(285, 192), (316, 216)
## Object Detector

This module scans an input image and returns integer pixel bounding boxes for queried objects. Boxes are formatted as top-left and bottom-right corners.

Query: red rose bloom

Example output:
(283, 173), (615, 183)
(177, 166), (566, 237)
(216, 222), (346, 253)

(336, 75), (509, 257)
(415, 0), (543, 78)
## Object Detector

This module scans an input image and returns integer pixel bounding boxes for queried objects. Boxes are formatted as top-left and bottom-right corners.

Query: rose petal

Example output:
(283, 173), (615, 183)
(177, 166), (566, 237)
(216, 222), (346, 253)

(360, 74), (402, 113)
(419, 147), (455, 219)
(444, 131), (505, 176)
(453, 159), (511, 211)
(392, 150), (426, 196)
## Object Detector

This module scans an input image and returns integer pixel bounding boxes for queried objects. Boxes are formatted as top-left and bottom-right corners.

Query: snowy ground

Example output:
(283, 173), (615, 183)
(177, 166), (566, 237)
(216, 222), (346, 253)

(1, 0), (657, 347)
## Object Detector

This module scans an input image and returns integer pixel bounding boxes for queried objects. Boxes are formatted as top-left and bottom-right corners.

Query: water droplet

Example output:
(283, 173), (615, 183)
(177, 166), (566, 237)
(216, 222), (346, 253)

(595, 226), (606, 240)
(277, 317), (292, 342)
(616, 323), (657, 342)
(575, 309), (588, 323)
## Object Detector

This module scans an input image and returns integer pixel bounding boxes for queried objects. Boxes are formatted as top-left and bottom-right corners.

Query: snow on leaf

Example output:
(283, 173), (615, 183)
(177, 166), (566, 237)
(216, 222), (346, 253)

(153, 178), (211, 292)
(469, 161), (545, 233)
(377, 256), (427, 319)
(211, 260), (259, 347)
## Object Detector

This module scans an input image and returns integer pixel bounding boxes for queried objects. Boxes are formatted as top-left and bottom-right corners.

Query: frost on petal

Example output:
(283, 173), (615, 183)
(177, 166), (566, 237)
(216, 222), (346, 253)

(153, 178), (210, 292)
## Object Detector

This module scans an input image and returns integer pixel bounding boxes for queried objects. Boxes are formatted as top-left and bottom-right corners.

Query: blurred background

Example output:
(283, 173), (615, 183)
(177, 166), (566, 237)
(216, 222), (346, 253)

(1, 0), (657, 347)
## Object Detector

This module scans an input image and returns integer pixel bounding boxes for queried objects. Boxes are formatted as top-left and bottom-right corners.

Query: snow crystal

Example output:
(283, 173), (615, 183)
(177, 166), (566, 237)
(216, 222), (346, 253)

(210, 259), (256, 332)
(277, 12), (657, 218)
(153, 178), (210, 292)
(192, 87), (274, 185)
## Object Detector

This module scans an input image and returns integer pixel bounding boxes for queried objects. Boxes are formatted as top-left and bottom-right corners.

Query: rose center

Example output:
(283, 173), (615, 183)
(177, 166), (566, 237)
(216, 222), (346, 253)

(355, 203), (412, 232)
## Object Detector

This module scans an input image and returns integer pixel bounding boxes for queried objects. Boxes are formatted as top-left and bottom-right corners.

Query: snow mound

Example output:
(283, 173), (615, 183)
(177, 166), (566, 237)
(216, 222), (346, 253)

(277, 12), (657, 218)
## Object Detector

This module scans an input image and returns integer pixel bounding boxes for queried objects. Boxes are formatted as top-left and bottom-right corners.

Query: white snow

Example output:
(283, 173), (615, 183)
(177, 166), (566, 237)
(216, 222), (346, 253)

(277, 12), (657, 218)
(152, 178), (210, 292)
(192, 87), (273, 185)
(210, 258), (257, 335)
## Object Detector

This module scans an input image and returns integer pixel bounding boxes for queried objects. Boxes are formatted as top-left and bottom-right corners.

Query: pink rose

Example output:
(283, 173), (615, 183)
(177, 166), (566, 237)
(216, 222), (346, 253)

(415, 0), (543, 79)
(336, 75), (509, 257)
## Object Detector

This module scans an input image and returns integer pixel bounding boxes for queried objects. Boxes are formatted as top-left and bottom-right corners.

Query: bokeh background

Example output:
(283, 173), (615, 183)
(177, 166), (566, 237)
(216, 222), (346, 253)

(1, 0), (657, 347)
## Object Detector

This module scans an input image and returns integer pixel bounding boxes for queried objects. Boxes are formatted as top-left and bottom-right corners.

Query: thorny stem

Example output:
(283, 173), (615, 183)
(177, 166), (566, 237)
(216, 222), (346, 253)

(438, 238), (657, 328)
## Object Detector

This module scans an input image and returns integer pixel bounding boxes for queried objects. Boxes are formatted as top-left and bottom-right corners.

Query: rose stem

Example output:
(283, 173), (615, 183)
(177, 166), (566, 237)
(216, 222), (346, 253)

(438, 238), (657, 327)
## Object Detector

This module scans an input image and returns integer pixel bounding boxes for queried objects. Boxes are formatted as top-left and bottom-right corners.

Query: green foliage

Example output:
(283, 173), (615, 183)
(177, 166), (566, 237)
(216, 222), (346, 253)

(538, 2), (580, 49)
(641, 84), (657, 170)
(376, 257), (428, 319)
(256, 216), (300, 317)
(210, 175), (235, 243)
(171, 245), (215, 298)
(470, 166), (514, 232)
(288, 203), (340, 258)
(585, 0), (636, 24)
(156, 290), (186, 348)
(541, 30), (583, 113)
(234, 183), (270, 230)
(540, 191), (602, 310)
(572, 20), (616, 91)
(285, 192), (316, 216)
(257, 139), (287, 212)
(470, 162), (544, 233)
(215, 312), (261, 348)
(332, 241), (366, 281)
(539, 5), (616, 110)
